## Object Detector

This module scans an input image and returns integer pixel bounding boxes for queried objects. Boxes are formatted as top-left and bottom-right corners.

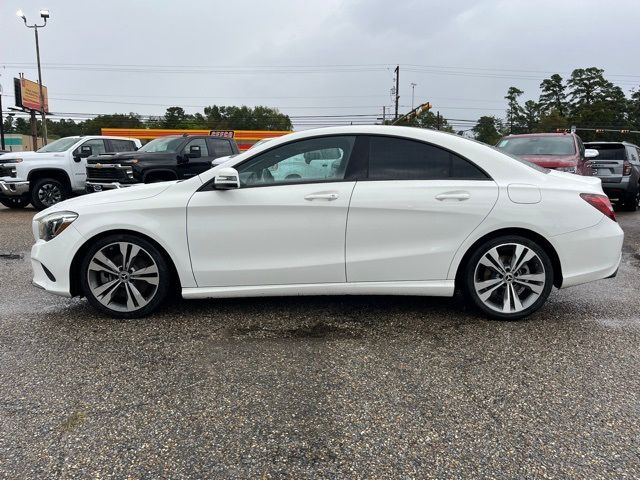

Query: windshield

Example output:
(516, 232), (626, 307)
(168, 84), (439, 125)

(497, 136), (576, 156)
(139, 136), (183, 153)
(37, 137), (80, 153)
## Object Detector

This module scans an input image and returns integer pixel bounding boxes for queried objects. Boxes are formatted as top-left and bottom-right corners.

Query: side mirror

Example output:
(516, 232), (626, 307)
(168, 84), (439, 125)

(75, 145), (93, 160)
(188, 145), (202, 158)
(585, 148), (599, 159)
(214, 167), (240, 190)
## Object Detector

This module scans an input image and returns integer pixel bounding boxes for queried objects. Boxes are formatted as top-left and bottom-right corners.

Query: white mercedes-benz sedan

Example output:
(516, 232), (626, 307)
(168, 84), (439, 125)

(30, 126), (624, 320)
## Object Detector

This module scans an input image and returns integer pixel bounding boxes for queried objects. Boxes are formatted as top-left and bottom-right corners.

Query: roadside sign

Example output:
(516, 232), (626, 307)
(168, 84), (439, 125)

(13, 77), (49, 113)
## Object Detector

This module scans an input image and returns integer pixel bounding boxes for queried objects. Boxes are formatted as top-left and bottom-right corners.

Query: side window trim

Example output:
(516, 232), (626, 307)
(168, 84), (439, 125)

(363, 134), (492, 181)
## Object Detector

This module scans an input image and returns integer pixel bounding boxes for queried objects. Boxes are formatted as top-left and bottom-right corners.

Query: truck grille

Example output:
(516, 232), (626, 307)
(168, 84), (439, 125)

(86, 167), (128, 181)
(0, 165), (16, 178)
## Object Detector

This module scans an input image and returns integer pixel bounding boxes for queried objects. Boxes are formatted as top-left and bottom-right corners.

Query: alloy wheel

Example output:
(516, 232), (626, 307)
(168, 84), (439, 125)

(86, 242), (160, 313)
(37, 183), (63, 208)
(473, 243), (546, 314)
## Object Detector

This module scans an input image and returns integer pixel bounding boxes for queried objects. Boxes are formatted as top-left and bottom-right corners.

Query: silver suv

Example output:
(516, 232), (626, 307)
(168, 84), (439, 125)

(585, 141), (640, 211)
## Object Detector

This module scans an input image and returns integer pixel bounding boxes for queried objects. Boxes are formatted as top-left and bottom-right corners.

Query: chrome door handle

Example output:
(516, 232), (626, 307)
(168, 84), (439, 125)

(304, 193), (339, 201)
(435, 192), (470, 201)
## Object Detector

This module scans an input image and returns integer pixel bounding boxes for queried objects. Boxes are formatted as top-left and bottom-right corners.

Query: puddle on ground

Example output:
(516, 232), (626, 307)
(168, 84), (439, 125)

(228, 321), (363, 339)
(0, 253), (23, 260)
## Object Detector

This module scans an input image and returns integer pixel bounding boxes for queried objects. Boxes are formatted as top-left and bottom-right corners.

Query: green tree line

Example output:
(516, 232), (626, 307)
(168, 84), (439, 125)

(2, 105), (293, 138)
(473, 67), (640, 145)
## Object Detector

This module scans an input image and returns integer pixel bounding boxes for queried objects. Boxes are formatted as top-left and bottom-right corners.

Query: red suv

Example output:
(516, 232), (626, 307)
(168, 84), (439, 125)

(496, 132), (595, 175)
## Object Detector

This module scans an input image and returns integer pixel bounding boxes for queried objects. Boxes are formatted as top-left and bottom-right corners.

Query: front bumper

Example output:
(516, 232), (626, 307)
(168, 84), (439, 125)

(31, 224), (85, 297)
(86, 181), (136, 192)
(0, 180), (29, 197)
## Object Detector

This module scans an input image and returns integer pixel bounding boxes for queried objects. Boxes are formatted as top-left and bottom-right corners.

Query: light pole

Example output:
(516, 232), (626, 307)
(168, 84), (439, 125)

(410, 83), (417, 111)
(16, 8), (50, 146)
(0, 83), (5, 150)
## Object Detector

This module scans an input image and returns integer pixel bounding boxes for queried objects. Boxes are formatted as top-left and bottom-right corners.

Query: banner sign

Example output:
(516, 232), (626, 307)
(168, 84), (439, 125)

(14, 77), (49, 113)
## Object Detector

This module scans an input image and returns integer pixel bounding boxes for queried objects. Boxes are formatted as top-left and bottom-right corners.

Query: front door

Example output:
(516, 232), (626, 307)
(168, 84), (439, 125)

(179, 138), (216, 178)
(71, 138), (107, 190)
(187, 135), (358, 287)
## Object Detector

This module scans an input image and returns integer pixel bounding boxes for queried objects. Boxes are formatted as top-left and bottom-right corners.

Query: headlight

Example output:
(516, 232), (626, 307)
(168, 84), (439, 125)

(7, 158), (23, 163)
(37, 211), (78, 241)
(556, 166), (577, 173)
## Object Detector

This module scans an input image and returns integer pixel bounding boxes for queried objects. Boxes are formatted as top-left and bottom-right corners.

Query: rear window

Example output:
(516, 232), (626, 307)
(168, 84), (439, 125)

(585, 144), (627, 160)
(497, 136), (576, 155)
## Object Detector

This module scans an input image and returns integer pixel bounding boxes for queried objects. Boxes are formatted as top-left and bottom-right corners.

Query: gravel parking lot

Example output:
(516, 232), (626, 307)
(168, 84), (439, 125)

(0, 205), (638, 479)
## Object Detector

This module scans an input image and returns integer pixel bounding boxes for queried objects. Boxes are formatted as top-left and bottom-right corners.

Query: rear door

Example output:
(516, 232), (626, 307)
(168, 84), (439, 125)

(346, 135), (499, 282)
(588, 143), (627, 182)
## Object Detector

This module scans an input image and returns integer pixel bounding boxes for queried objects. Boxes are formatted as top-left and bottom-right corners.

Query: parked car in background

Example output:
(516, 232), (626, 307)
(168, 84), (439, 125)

(31, 126), (622, 321)
(585, 141), (640, 211)
(496, 132), (596, 175)
(0, 136), (141, 210)
(86, 134), (240, 192)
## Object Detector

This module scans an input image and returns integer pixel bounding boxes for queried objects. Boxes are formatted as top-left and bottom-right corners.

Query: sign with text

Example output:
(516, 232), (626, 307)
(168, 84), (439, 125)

(14, 77), (49, 113)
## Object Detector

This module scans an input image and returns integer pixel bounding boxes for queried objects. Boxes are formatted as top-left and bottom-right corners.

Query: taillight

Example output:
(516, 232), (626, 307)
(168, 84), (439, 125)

(580, 193), (616, 222)
(623, 161), (632, 176)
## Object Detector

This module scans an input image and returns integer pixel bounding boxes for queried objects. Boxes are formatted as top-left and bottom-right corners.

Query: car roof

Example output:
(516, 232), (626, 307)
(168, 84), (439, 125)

(503, 133), (575, 138)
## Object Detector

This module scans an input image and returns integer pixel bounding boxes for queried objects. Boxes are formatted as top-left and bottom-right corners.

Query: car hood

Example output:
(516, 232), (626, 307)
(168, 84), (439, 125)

(34, 181), (175, 220)
(518, 154), (578, 168)
(87, 151), (168, 164)
(0, 151), (62, 162)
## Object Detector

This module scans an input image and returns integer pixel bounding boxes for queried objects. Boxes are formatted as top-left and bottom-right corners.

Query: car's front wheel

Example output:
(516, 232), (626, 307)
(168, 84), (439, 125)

(0, 196), (30, 209)
(80, 234), (171, 318)
(463, 236), (554, 320)
(31, 178), (68, 210)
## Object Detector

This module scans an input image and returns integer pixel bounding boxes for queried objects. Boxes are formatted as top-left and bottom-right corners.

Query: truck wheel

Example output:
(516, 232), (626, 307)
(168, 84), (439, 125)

(0, 196), (30, 209)
(80, 234), (171, 318)
(622, 189), (639, 212)
(31, 178), (68, 210)
(463, 236), (554, 321)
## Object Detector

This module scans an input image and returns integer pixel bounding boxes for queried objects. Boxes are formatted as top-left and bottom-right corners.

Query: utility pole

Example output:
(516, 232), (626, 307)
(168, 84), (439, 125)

(30, 110), (37, 150)
(0, 84), (5, 150)
(17, 8), (50, 145)
(394, 65), (400, 120)
(436, 111), (441, 131)
(382, 106), (386, 124)
(410, 82), (417, 111)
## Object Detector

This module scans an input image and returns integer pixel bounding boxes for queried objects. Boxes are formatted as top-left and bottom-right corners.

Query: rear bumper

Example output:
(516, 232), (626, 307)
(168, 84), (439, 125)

(551, 217), (624, 289)
(0, 180), (29, 197)
(601, 177), (632, 199)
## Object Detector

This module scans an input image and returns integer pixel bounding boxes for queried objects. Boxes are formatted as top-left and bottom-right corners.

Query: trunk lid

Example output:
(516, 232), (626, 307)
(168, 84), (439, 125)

(585, 144), (627, 183)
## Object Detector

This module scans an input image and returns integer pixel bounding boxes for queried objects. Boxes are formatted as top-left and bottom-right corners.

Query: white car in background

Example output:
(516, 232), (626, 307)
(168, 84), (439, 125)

(31, 126), (623, 320)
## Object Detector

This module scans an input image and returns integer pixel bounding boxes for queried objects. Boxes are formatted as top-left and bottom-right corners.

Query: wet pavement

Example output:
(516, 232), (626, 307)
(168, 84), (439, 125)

(0, 205), (639, 479)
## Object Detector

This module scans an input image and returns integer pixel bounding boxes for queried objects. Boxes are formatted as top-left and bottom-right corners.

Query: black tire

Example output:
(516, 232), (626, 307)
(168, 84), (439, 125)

(80, 233), (172, 319)
(621, 188), (639, 212)
(30, 177), (68, 210)
(463, 235), (554, 321)
(0, 196), (30, 209)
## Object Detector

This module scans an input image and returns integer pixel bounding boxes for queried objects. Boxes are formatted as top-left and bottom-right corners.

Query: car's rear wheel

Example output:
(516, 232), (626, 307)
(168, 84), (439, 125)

(80, 234), (171, 318)
(463, 236), (554, 320)
(31, 178), (68, 210)
(0, 196), (30, 209)
(621, 188), (639, 212)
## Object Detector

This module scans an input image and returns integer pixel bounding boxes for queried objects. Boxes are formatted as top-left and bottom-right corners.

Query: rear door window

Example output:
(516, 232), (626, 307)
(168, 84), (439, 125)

(208, 139), (234, 158)
(109, 139), (136, 152)
(368, 136), (489, 180)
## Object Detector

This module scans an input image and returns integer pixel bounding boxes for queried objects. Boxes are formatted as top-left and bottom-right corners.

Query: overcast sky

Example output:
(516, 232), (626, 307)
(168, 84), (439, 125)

(2, 0), (640, 131)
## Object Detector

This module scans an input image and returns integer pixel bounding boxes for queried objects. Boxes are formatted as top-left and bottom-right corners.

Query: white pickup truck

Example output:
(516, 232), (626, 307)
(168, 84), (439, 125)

(0, 135), (141, 210)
